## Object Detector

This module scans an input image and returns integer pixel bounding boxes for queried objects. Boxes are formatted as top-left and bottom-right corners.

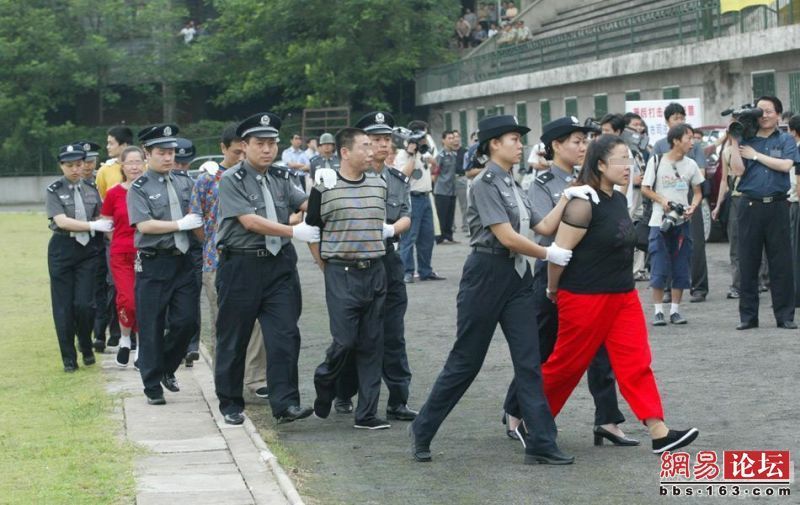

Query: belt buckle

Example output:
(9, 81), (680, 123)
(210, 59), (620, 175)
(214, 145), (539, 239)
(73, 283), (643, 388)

(356, 260), (369, 269)
(763, 196), (774, 203)
(257, 249), (269, 257)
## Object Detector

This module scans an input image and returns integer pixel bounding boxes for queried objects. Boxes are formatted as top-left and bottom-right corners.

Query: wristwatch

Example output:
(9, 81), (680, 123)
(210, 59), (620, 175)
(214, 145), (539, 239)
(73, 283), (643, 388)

(753, 154), (759, 162)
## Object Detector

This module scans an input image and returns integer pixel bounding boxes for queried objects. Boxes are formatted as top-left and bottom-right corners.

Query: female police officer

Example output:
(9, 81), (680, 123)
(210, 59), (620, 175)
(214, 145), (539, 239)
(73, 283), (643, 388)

(46, 143), (113, 372)
(410, 115), (597, 465)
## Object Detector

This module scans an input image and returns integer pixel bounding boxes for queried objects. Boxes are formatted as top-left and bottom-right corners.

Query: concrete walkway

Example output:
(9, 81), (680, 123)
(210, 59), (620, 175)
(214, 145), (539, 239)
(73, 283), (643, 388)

(102, 349), (301, 505)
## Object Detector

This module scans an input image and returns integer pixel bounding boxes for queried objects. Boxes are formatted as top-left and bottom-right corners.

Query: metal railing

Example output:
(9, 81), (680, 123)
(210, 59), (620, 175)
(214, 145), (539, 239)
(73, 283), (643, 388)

(417, 0), (798, 96)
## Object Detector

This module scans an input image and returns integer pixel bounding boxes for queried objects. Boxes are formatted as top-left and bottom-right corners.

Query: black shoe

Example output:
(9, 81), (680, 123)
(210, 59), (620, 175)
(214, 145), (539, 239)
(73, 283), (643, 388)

(419, 272), (446, 281)
(759, 284), (769, 292)
(184, 358), (193, 368)
(277, 405), (314, 424)
(669, 313), (687, 325)
(63, 360), (79, 373)
(386, 404), (417, 421)
(147, 395), (166, 405)
(652, 428), (699, 454)
(777, 321), (798, 329)
(224, 412), (245, 425)
(255, 386), (270, 399)
(131, 338), (137, 351)
(736, 320), (759, 330)
(408, 424), (431, 462)
(82, 353), (96, 366)
(354, 417), (391, 430)
(92, 339), (106, 353)
(115, 347), (130, 367)
(334, 398), (354, 414)
(107, 335), (120, 347)
(502, 412), (516, 440)
(161, 373), (180, 392)
(403, 273), (415, 284)
(133, 358), (139, 370)
(186, 350), (200, 361)
(689, 293), (706, 303)
(652, 312), (667, 327)
(524, 448), (575, 465)
(593, 425), (640, 446)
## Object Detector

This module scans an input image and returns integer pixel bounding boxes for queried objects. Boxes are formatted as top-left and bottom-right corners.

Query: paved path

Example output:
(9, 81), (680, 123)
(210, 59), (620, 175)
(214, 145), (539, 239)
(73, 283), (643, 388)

(102, 349), (298, 505)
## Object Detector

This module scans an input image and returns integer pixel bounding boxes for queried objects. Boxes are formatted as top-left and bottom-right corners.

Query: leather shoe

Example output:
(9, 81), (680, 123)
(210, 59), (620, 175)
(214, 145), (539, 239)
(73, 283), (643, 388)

(386, 404), (418, 421)
(593, 425), (640, 446)
(419, 272), (446, 281)
(408, 424), (431, 462)
(82, 353), (96, 366)
(224, 412), (245, 425)
(147, 395), (166, 406)
(92, 339), (106, 353)
(777, 321), (798, 329)
(334, 398), (354, 414)
(524, 448), (575, 465)
(277, 405), (313, 424)
(63, 360), (79, 373)
(161, 373), (180, 392)
(689, 293), (706, 303)
(736, 320), (759, 330)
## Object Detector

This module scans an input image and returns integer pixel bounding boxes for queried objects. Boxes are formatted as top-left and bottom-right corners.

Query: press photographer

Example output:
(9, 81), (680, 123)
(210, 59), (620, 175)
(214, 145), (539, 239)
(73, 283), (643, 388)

(641, 124), (704, 326)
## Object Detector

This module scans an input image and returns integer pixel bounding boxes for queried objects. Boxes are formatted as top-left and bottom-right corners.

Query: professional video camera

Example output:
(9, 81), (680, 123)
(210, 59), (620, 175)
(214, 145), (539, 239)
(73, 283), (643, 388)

(660, 201), (686, 232)
(392, 127), (430, 154)
(721, 103), (763, 141)
(621, 126), (649, 153)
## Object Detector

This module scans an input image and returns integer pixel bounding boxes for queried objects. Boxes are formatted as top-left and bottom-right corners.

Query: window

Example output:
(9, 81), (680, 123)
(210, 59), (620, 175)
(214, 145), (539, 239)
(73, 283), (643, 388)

(444, 111), (452, 132)
(625, 90), (641, 102)
(459, 110), (468, 138)
(477, 107), (486, 122)
(516, 102), (528, 144)
(487, 105), (505, 117)
(752, 71), (776, 99)
(564, 97), (578, 118)
(790, 72), (800, 115)
(540, 99), (551, 127)
(593, 94), (608, 118)
(662, 86), (680, 99)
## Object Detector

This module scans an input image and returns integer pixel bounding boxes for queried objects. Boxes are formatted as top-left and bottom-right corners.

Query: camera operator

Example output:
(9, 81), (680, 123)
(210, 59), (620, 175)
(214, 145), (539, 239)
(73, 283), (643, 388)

(396, 120), (445, 282)
(642, 124), (704, 326)
(729, 96), (799, 330)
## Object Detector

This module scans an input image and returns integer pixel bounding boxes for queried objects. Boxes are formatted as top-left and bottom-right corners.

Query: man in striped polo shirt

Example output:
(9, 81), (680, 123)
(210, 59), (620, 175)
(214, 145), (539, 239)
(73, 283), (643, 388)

(306, 127), (392, 430)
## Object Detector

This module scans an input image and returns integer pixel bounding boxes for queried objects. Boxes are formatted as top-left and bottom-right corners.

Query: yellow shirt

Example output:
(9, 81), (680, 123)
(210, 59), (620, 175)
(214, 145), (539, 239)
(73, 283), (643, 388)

(95, 158), (124, 199)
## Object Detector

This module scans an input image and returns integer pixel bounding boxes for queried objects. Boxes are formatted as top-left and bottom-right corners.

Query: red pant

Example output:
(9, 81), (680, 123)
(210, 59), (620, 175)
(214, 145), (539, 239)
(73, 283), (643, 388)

(542, 289), (664, 422)
(110, 252), (137, 332)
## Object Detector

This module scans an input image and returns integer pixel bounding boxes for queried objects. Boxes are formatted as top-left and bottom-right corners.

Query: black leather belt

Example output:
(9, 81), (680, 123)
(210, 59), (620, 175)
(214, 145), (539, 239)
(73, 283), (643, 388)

(326, 258), (377, 269)
(223, 247), (279, 257)
(743, 193), (787, 204)
(139, 248), (183, 257)
(410, 191), (429, 197)
(472, 245), (512, 257)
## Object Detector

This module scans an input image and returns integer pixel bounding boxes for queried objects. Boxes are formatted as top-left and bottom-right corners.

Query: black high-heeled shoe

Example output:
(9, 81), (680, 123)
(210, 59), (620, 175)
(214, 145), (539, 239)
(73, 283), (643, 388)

(502, 412), (516, 440)
(593, 425), (640, 446)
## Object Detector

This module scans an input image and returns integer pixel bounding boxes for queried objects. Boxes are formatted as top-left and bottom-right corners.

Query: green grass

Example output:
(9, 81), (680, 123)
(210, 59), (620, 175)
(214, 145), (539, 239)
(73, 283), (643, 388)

(0, 212), (135, 505)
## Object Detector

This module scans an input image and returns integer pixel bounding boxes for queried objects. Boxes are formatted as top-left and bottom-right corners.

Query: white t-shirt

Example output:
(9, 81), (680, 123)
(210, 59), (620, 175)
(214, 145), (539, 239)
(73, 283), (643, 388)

(180, 27), (195, 43)
(395, 149), (432, 193)
(642, 154), (704, 227)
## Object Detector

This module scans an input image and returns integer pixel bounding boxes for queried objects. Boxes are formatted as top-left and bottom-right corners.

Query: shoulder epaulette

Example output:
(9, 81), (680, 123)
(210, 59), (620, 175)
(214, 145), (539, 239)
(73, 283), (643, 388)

(233, 166), (246, 181)
(388, 167), (409, 184)
(173, 170), (190, 177)
(132, 175), (148, 189)
(481, 169), (495, 182)
(269, 164), (290, 180)
(82, 179), (97, 188)
(47, 180), (63, 193)
(535, 172), (554, 185)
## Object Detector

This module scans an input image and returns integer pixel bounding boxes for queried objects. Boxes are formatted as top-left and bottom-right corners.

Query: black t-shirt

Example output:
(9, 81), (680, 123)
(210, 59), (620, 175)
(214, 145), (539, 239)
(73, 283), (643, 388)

(558, 190), (636, 294)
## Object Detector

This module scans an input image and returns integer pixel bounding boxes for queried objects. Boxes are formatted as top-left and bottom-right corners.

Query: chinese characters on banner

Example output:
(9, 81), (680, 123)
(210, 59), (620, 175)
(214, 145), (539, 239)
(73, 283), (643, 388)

(625, 99), (703, 146)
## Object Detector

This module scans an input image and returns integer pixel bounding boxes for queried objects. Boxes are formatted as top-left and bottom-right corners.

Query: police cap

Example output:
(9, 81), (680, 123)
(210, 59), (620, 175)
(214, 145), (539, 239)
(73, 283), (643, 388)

(174, 138), (196, 163)
(355, 111), (395, 135)
(58, 144), (87, 162)
(319, 132), (335, 145)
(477, 115), (530, 144)
(236, 112), (281, 139)
(540, 116), (598, 146)
(75, 140), (101, 159)
(138, 124), (180, 149)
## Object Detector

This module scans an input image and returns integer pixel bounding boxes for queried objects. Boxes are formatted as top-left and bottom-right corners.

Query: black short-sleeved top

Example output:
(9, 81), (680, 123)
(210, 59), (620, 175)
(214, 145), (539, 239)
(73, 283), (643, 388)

(558, 190), (636, 293)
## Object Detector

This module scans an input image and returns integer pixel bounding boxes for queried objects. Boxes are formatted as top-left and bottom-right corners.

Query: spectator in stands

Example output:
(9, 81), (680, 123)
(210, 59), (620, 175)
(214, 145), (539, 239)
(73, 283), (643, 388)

(455, 16), (472, 48)
(488, 23), (499, 38)
(472, 25), (488, 46)
(497, 24), (515, 46)
(503, 1), (518, 21)
(464, 8), (477, 30)
(487, 2), (498, 26)
(305, 137), (318, 160)
(477, 3), (490, 30)
(513, 20), (532, 43)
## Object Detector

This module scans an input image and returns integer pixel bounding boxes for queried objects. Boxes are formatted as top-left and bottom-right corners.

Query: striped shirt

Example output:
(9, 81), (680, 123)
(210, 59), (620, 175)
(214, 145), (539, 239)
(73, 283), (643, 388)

(305, 172), (387, 260)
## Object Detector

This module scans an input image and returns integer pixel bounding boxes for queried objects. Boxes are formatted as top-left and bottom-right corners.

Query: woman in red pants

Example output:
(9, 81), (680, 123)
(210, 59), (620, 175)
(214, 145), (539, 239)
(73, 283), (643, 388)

(544, 134), (699, 454)
(101, 146), (145, 367)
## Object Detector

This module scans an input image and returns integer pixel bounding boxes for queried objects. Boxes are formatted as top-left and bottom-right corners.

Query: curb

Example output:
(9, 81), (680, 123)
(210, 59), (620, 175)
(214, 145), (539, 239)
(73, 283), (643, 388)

(198, 345), (306, 505)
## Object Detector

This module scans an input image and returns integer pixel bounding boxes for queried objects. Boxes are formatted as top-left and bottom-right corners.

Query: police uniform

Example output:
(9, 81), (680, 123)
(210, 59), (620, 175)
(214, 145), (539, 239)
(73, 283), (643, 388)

(46, 144), (103, 371)
(214, 112), (313, 423)
(411, 116), (570, 464)
(502, 119), (624, 430)
(309, 134), (340, 182)
(127, 124), (200, 402)
(334, 112), (416, 420)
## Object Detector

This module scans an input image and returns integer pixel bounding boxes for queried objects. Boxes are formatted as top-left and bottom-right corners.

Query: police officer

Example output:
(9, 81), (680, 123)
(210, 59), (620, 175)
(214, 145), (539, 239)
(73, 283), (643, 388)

(173, 137), (196, 171)
(331, 112), (418, 421)
(214, 112), (320, 425)
(76, 141), (102, 182)
(503, 116), (636, 447)
(309, 132), (340, 182)
(127, 124), (203, 405)
(410, 115), (577, 465)
(46, 143), (113, 372)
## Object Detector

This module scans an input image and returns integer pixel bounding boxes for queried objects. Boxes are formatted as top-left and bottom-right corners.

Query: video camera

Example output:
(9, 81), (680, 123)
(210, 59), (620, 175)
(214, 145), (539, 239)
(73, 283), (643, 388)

(660, 201), (686, 232)
(621, 127), (649, 153)
(392, 127), (430, 155)
(721, 103), (763, 141)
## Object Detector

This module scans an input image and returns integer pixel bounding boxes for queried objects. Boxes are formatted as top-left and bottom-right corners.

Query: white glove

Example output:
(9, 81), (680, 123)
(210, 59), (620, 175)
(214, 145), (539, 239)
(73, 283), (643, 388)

(292, 222), (320, 243)
(314, 168), (337, 189)
(199, 160), (219, 176)
(176, 213), (203, 231)
(90, 219), (113, 233)
(563, 184), (600, 204)
(382, 223), (395, 239)
(545, 243), (572, 266)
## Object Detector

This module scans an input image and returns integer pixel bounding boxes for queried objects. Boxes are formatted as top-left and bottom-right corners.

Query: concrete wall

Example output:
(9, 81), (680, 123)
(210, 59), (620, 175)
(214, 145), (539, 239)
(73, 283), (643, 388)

(423, 25), (800, 139)
(0, 176), (60, 205)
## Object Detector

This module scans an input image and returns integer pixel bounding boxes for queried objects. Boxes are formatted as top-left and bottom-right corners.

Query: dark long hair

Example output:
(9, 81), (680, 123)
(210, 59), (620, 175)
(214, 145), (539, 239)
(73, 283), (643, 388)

(575, 134), (627, 190)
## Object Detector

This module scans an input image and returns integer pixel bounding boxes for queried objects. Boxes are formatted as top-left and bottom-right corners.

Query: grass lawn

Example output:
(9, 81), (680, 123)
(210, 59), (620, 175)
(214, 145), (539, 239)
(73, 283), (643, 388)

(0, 212), (134, 504)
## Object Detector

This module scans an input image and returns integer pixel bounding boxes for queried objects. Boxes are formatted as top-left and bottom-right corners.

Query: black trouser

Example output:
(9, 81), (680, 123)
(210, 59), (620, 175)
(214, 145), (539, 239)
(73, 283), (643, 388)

(215, 245), (302, 417)
(135, 252), (199, 398)
(737, 197), (795, 324)
(314, 260), (386, 423)
(503, 260), (624, 426)
(412, 252), (559, 454)
(185, 244), (203, 354)
(48, 234), (100, 365)
(335, 248), (412, 408)
(690, 204), (709, 296)
(434, 194), (457, 242)
(790, 202), (800, 307)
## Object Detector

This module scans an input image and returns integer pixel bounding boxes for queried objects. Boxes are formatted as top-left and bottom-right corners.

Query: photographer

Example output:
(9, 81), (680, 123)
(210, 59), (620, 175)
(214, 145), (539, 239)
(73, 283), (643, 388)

(728, 96), (799, 330)
(642, 124), (704, 326)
